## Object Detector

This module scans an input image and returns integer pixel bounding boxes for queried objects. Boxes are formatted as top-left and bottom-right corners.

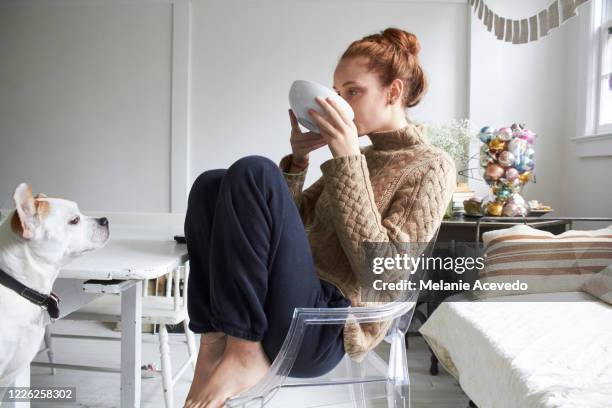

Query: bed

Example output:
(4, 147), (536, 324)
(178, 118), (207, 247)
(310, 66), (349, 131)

(419, 291), (612, 408)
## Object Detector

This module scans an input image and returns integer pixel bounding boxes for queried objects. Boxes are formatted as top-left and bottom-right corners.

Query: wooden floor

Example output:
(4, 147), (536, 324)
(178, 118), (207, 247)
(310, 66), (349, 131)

(378, 338), (470, 408)
(30, 319), (470, 407)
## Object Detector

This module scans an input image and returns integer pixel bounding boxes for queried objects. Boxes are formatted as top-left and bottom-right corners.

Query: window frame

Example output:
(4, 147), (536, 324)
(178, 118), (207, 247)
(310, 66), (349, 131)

(596, 17), (612, 135)
(572, 0), (612, 157)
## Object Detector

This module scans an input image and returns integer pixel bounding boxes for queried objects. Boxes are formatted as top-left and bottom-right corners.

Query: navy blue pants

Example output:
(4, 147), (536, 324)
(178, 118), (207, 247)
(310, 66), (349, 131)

(184, 155), (351, 378)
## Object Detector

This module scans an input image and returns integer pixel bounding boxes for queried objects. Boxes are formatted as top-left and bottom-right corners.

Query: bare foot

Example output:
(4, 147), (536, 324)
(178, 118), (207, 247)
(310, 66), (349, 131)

(185, 332), (227, 405)
(184, 336), (270, 408)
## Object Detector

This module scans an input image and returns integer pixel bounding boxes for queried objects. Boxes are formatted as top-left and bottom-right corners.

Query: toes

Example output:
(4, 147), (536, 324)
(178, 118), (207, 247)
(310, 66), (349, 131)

(184, 395), (206, 408)
(210, 397), (225, 408)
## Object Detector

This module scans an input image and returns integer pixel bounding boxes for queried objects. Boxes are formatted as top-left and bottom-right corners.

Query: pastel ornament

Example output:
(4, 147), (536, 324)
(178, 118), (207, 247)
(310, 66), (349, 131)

(497, 127), (514, 141)
(498, 150), (515, 167)
(489, 138), (507, 153)
(520, 129), (536, 144)
(519, 171), (533, 184)
(516, 202), (529, 216)
(493, 183), (503, 195)
(523, 157), (535, 171)
(493, 179), (509, 192)
(507, 178), (522, 192)
(502, 201), (521, 216)
(505, 167), (520, 181)
(495, 187), (513, 202)
(479, 126), (498, 143)
(479, 144), (495, 166)
(516, 156), (532, 172)
(485, 201), (504, 216)
(485, 163), (505, 181)
(480, 194), (497, 212)
(507, 194), (528, 216)
(507, 138), (527, 156)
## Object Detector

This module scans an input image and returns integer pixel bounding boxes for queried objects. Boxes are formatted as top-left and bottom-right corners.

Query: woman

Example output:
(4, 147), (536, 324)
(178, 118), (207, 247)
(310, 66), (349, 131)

(183, 27), (456, 407)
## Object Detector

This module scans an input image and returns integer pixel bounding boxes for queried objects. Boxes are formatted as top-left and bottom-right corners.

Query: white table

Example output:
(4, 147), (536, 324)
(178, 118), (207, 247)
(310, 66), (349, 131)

(28, 215), (188, 408)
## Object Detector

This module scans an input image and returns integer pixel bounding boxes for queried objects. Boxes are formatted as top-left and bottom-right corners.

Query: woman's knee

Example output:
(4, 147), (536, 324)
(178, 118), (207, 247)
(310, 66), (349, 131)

(188, 169), (227, 202)
(186, 170), (227, 226)
(226, 155), (279, 179)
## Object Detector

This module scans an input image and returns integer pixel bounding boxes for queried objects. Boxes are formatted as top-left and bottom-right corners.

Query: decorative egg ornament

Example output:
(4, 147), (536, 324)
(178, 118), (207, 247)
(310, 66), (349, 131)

(497, 127), (513, 141)
(489, 138), (506, 152)
(486, 201), (504, 216)
(519, 171), (533, 184)
(505, 167), (519, 181)
(485, 163), (505, 181)
(498, 151), (515, 167)
(502, 201), (520, 216)
(478, 126), (497, 143)
(520, 129), (536, 145)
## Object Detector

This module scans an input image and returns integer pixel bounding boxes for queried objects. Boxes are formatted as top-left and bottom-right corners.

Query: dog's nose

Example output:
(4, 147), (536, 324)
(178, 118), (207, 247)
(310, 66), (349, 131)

(97, 217), (109, 226)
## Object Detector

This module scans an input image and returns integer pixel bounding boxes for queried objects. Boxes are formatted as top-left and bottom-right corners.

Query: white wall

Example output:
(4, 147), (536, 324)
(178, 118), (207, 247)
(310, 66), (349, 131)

(0, 0), (470, 213)
(561, 7), (612, 220)
(6, 0), (606, 218)
(468, 0), (612, 219)
(468, 0), (569, 213)
(0, 1), (173, 212)
(188, 0), (470, 189)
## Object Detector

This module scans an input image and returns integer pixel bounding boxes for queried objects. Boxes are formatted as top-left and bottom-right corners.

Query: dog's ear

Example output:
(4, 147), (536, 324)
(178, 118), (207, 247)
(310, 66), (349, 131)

(13, 183), (37, 239)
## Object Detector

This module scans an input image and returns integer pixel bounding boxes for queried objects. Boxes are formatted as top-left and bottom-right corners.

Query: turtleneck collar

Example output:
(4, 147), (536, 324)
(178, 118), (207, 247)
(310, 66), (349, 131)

(367, 122), (427, 151)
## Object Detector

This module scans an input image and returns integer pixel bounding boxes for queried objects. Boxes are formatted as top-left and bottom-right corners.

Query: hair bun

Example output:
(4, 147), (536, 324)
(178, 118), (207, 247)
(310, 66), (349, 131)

(382, 28), (420, 57)
(341, 27), (428, 108)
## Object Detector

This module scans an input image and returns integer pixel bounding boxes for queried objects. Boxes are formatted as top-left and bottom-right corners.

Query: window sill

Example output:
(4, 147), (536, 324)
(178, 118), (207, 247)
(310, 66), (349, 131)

(571, 133), (612, 157)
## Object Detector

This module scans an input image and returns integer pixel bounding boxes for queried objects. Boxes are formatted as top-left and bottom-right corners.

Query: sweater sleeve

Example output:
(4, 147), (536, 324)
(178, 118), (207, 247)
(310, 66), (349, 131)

(319, 152), (456, 292)
(278, 153), (324, 228)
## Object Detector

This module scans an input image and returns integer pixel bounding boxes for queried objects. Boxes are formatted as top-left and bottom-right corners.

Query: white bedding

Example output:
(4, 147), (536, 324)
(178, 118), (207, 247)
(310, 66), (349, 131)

(419, 291), (612, 408)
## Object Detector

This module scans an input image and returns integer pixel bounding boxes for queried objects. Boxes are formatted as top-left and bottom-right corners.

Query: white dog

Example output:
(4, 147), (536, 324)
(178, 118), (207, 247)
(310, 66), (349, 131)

(0, 183), (110, 388)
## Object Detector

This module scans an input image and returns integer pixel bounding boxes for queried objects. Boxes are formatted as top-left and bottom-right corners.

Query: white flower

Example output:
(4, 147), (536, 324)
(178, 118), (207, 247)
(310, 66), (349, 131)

(424, 118), (474, 181)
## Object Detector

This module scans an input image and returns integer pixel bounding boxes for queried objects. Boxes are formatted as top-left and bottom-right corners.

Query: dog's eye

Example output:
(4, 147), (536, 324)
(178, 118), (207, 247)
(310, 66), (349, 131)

(68, 216), (80, 225)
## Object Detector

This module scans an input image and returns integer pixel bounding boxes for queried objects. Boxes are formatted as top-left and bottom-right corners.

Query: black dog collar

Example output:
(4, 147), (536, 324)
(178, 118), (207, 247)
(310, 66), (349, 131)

(0, 267), (61, 319)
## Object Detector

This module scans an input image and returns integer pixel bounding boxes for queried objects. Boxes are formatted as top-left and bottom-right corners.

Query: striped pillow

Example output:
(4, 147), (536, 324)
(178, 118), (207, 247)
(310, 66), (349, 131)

(473, 224), (612, 298)
(582, 263), (612, 305)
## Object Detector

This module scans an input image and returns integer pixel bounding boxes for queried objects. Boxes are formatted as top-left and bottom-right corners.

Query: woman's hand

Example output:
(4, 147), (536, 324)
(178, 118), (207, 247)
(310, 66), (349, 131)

(288, 109), (327, 166)
(309, 96), (360, 158)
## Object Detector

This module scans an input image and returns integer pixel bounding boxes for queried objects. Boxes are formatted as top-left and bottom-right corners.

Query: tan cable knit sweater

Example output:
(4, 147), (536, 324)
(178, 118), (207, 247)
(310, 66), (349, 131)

(278, 122), (456, 362)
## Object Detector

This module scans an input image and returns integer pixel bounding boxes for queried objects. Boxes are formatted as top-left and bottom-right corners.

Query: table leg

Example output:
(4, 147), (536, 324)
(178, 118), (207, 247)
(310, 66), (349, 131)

(121, 281), (142, 408)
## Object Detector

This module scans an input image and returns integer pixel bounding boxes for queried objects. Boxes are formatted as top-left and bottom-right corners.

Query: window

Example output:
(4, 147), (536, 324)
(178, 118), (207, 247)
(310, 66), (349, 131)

(598, 0), (612, 132)
(573, 0), (612, 156)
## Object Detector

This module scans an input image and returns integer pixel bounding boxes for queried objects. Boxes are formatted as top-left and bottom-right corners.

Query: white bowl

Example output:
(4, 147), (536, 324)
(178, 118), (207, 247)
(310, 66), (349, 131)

(288, 80), (355, 133)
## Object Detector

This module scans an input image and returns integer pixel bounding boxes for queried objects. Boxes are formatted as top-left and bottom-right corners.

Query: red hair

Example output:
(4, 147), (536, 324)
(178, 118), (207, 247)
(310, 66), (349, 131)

(340, 27), (427, 108)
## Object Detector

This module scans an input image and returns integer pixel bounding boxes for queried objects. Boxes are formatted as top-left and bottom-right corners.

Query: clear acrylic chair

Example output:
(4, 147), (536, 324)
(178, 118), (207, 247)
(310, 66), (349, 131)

(226, 227), (441, 408)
